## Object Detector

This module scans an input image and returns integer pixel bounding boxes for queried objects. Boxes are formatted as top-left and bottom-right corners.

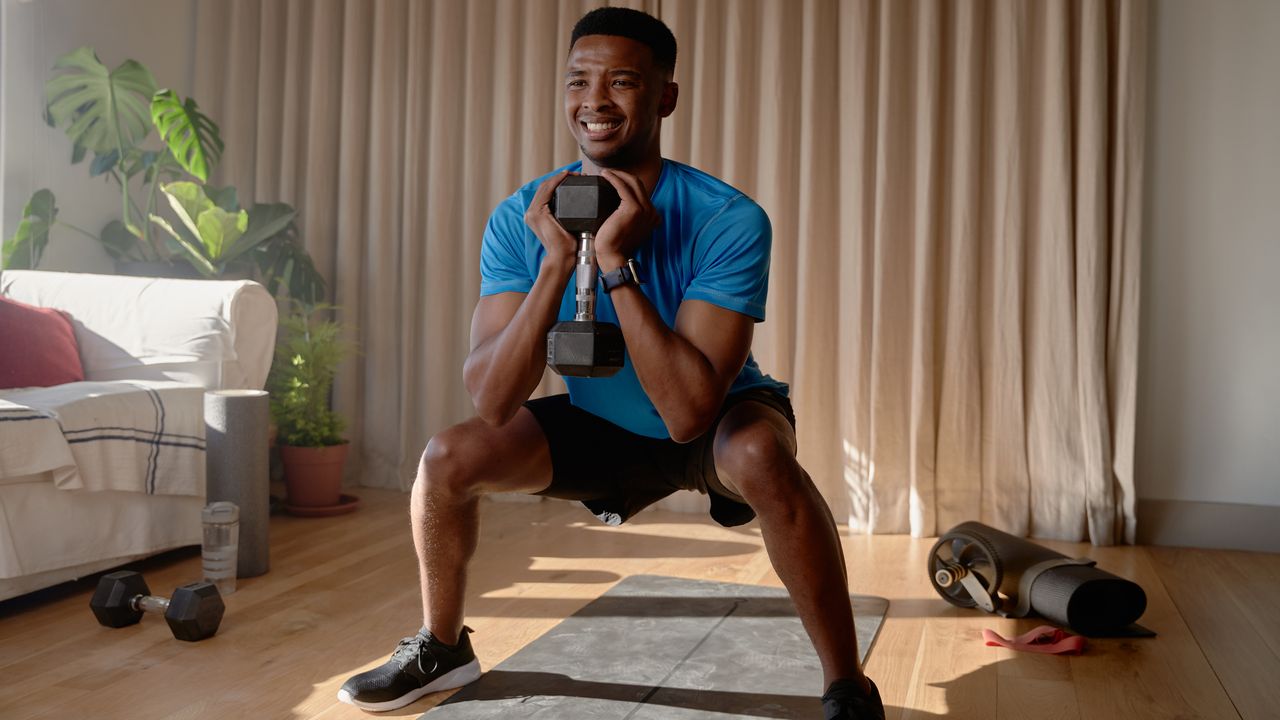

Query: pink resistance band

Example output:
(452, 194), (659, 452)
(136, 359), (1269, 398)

(983, 625), (1087, 655)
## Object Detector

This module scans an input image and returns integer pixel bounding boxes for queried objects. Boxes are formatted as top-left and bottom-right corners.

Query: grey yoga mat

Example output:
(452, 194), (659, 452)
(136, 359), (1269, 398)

(426, 574), (889, 719)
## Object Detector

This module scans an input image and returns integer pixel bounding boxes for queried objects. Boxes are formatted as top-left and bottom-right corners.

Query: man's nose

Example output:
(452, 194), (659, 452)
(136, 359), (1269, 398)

(582, 81), (612, 110)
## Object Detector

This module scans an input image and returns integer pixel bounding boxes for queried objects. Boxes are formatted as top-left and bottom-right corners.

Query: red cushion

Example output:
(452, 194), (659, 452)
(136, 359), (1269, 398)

(0, 295), (85, 390)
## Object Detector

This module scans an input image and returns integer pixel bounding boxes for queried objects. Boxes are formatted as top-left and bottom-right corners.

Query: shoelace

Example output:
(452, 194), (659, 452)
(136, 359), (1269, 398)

(394, 634), (448, 675)
(390, 635), (431, 667)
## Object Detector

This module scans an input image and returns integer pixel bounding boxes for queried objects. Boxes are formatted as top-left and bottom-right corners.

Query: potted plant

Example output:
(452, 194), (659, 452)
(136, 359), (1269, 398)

(1, 46), (326, 307)
(267, 303), (353, 514)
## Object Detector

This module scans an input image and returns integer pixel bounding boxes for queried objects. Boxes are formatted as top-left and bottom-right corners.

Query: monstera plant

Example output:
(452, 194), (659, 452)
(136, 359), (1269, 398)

(1, 47), (324, 304)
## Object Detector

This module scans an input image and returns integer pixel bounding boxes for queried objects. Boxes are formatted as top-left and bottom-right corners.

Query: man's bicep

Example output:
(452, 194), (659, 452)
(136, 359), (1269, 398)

(470, 292), (526, 352)
(674, 299), (754, 393)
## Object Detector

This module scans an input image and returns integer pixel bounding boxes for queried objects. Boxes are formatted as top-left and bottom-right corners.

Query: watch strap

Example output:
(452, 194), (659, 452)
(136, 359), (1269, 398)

(601, 258), (643, 293)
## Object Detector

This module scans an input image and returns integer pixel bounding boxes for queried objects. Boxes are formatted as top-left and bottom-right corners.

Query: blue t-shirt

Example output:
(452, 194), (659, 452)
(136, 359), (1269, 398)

(480, 159), (789, 439)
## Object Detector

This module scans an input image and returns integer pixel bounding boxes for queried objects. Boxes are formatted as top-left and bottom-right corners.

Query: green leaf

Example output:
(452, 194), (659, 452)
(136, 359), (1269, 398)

(150, 213), (217, 277)
(99, 219), (142, 261)
(254, 226), (327, 304)
(150, 89), (223, 182)
(204, 184), (240, 212)
(266, 304), (349, 446)
(2, 190), (58, 269)
(89, 149), (119, 177)
(45, 47), (156, 155)
(120, 149), (159, 178)
(157, 180), (248, 267)
(218, 202), (297, 265)
(194, 205), (249, 261)
(161, 180), (214, 240)
(71, 143), (88, 165)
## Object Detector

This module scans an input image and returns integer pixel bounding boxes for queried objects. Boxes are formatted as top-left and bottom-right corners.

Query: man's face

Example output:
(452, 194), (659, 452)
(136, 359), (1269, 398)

(563, 34), (676, 169)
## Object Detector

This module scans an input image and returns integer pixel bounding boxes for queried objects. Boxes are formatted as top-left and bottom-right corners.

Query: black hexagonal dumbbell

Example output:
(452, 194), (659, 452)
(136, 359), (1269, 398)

(90, 570), (225, 642)
(547, 175), (626, 378)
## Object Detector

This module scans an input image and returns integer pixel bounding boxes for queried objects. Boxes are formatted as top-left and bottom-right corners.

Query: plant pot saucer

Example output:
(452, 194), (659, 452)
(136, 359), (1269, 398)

(283, 493), (361, 518)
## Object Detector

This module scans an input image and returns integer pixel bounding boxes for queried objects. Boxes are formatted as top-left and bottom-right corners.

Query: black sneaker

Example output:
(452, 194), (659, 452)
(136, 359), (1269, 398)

(822, 677), (885, 720)
(337, 626), (482, 711)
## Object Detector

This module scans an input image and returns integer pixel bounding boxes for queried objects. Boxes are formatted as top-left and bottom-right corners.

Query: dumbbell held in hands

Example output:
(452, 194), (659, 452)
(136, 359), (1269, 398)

(547, 174), (626, 378)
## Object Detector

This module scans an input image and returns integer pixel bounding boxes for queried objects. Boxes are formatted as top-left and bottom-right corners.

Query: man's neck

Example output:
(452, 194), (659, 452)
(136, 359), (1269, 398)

(580, 154), (664, 198)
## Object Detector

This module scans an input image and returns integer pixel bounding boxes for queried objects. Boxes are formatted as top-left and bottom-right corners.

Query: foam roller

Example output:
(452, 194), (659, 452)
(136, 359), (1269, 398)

(927, 521), (1148, 635)
(205, 389), (270, 578)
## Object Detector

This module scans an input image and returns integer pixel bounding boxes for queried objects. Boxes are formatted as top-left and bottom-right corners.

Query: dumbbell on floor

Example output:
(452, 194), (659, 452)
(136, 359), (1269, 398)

(90, 570), (225, 642)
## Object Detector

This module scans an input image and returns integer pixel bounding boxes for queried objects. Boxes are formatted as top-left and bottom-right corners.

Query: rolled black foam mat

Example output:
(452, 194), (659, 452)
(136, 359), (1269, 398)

(426, 574), (889, 719)
(944, 521), (1151, 635)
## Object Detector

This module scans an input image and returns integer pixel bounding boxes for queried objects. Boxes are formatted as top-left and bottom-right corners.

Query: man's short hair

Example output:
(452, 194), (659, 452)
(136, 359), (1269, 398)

(570, 7), (677, 76)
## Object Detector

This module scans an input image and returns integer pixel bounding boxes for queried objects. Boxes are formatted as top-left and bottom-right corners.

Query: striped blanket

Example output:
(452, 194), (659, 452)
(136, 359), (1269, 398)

(0, 381), (205, 496)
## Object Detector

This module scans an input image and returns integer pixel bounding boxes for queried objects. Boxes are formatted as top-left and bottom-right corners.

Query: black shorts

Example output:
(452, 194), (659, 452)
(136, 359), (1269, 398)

(523, 387), (795, 527)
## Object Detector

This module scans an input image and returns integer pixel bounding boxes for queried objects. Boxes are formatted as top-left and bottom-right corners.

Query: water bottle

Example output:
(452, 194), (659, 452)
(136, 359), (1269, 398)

(201, 501), (240, 595)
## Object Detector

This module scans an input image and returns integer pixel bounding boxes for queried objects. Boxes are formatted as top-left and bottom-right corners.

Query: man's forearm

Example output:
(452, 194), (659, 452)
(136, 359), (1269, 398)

(464, 257), (573, 425)
(606, 282), (726, 442)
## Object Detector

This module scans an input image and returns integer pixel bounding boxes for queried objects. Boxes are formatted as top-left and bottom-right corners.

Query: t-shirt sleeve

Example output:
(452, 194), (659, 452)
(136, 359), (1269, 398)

(683, 197), (772, 321)
(479, 193), (534, 296)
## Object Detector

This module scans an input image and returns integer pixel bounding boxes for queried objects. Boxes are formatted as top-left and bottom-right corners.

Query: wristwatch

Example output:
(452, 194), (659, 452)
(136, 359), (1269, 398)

(601, 258), (644, 293)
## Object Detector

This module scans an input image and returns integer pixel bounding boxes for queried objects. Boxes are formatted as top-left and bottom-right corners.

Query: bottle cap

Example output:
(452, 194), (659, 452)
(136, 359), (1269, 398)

(202, 501), (240, 525)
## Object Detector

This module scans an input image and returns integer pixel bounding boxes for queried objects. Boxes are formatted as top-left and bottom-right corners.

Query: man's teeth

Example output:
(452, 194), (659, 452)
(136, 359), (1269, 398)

(586, 121), (620, 132)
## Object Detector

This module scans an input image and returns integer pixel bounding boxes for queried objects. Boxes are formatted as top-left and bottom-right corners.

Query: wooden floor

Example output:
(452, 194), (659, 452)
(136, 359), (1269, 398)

(2, 487), (1277, 720)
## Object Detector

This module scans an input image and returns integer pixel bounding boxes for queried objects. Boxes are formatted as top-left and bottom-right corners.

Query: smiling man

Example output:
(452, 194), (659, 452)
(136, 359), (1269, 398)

(338, 8), (884, 719)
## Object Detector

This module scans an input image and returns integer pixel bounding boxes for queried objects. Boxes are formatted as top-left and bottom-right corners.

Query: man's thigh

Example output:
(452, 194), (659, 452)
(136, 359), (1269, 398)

(523, 394), (690, 524)
(428, 407), (555, 496)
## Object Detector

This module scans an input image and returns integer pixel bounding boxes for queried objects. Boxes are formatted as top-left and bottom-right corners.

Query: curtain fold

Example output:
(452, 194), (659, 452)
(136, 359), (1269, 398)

(194, 0), (1147, 544)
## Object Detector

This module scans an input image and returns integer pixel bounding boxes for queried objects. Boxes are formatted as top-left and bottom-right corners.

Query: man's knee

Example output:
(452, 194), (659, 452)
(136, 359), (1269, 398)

(713, 419), (801, 505)
(415, 422), (485, 499)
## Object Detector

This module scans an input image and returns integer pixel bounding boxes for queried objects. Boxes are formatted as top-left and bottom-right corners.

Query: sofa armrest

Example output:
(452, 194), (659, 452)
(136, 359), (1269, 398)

(0, 270), (277, 390)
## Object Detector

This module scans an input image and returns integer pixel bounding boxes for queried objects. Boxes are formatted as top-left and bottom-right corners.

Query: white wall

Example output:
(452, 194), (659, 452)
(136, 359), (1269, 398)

(1, 0), (196, 273)
(1138, 0), (1280, 508)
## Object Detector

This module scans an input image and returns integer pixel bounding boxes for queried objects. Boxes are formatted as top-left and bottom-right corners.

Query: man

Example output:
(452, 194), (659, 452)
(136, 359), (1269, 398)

(338, 8), (884, 719)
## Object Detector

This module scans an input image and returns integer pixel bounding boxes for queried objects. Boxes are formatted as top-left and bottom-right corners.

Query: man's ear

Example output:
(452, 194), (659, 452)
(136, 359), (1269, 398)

(659, 82), (678, 118)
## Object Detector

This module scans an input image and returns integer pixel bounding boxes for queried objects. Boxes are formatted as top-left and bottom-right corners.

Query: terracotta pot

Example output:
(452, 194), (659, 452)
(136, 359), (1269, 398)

(280, 442), (349, 508)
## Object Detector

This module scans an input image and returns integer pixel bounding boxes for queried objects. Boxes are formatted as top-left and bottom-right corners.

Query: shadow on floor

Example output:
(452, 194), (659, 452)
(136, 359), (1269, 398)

(417, 664), (1020, 718)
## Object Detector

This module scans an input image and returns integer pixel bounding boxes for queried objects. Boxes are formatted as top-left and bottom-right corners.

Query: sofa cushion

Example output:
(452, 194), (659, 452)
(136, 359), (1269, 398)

(0, 296), (85, 390)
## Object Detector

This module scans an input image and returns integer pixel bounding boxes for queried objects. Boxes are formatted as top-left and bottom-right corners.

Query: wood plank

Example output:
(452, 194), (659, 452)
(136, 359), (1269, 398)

(1148, 546), (1280, 720)
(0, 488), (1270, 720)
(1068, 544), (1242, 720)
(1220, 549), (1280, 659)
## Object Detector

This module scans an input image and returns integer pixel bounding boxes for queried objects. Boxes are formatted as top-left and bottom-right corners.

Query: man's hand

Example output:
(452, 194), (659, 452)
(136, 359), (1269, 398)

(595, 168), (660, 271)
(524, 170), (578, 265)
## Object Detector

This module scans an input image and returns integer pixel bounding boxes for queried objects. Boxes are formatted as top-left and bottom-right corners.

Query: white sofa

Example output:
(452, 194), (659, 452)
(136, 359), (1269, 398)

(0, 270), (276, 600)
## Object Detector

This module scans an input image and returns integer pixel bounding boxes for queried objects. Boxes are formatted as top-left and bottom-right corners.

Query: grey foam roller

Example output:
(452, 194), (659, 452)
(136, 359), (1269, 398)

(204, 390), (270, 578)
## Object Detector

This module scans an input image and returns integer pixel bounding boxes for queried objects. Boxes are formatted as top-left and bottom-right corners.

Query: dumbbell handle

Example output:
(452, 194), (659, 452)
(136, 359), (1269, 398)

(130, 594), (170, 615)
(574, 232), (598, 322)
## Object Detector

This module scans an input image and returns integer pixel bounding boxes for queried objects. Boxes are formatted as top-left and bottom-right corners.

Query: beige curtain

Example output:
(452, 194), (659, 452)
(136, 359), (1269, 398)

(194, 0), (1147, 545)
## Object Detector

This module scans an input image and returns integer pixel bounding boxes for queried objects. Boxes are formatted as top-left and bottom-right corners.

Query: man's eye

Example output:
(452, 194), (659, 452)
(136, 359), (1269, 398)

(568, 80), (587, 88)
(613, 80), (636, 88)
